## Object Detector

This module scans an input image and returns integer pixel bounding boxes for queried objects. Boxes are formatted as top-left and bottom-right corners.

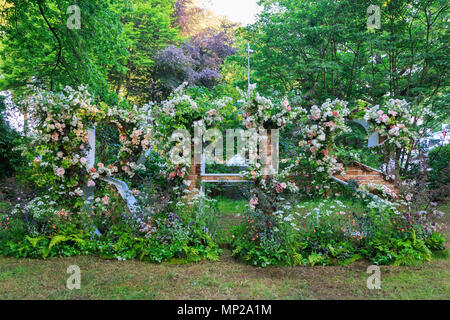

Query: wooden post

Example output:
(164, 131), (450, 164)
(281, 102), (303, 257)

(83, 125), (96, 206)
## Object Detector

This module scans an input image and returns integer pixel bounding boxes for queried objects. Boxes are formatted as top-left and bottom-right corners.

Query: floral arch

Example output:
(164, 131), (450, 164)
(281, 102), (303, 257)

(20, 84), (428, 215)
(6, 83), (442, 267)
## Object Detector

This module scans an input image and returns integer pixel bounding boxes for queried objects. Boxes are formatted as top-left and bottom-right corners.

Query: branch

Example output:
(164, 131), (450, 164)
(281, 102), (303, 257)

(36, 0), (62, 89)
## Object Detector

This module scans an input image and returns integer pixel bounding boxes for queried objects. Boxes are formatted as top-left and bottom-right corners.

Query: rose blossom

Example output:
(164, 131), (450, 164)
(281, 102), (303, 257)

(56, 168), (65, 177)
(102, 195), (110, 205)
(249, 197), (259, 209)
(388, 110), (398, 116)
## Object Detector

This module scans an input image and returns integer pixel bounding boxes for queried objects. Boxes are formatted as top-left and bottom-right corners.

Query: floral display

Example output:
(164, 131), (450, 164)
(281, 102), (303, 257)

(238, 84), (300, 130)
(361, 99), (434, 180)
(296, 99), (351, 176)
(150, 83), (231, 184)
(18, 85), (105, 200)
(1, 84), (446, 270)
(362, 99), (432, 148)
(18, 86), (154, 203)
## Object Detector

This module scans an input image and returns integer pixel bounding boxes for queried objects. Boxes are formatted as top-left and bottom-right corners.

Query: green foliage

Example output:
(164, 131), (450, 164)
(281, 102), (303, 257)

(231, 211), (304, 267)
(0, 191), (221, 263)
(0, 95), (21, 178)
(230, 0), (449, 124)
(0, 0), (126, 103)
(428, 144), (450, 190)
(109, 0), (180, 104)
(425, 231), (446, 251)
(231, 197), (446, 267)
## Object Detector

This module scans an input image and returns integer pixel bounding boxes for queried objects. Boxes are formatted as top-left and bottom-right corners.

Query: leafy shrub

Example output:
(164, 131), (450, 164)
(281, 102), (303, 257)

(0, 95), (22, 178)
(0, 192), (221, 263)
(428, 144), (450, 191)
(231, 197), (446, 267)
(231, 211), (304, 267)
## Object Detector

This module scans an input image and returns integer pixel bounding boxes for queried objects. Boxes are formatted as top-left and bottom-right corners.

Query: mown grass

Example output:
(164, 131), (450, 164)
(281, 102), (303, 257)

(0, 198), (449, 300)
(0, 249), (448, 299)
(209, 196), (247, 245)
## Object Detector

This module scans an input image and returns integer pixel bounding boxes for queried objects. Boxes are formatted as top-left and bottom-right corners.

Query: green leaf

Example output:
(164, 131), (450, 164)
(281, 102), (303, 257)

(49, 235), (69, 250)
(25, 236), (45, 248)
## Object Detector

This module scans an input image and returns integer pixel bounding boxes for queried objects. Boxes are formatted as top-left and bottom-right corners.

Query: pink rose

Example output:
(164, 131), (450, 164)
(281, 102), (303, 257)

(388, 110), (398, 117)
(102, 195), (110, 205)
(249, 197), (259, 209)
(56, 168), (65, 177)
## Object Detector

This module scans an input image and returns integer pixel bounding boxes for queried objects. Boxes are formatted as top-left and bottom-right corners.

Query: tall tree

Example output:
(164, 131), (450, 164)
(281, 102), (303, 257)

(0, 0), (126, 103)
(229, 0), (449, 124)
(108, 0), (180, 104)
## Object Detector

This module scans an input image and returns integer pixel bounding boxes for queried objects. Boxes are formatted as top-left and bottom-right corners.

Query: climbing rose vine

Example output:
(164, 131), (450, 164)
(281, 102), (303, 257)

(19, 86), (153, 202)
(363, 99), (432, 149)
(297, 99), (351, 176)
(238, 84), (300, 130)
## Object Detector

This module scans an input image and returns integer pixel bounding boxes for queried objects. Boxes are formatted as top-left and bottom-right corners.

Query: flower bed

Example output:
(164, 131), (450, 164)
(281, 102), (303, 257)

(1, 84), (447, 267)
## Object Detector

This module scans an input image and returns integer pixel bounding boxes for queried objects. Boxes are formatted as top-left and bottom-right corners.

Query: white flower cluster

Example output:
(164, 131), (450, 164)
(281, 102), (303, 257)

(19, 85), (156, 198)
(297, 99), (350, 175)
(238, 84), (300, 129)
(363, 99), (433, 149)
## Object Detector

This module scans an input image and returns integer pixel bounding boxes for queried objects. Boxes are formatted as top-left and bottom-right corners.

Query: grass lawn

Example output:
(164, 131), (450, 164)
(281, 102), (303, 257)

(0, 198), (449, 300)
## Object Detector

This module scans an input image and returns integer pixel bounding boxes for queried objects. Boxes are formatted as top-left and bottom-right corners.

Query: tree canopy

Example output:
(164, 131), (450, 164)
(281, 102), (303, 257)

(226, 0), (449, 125)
